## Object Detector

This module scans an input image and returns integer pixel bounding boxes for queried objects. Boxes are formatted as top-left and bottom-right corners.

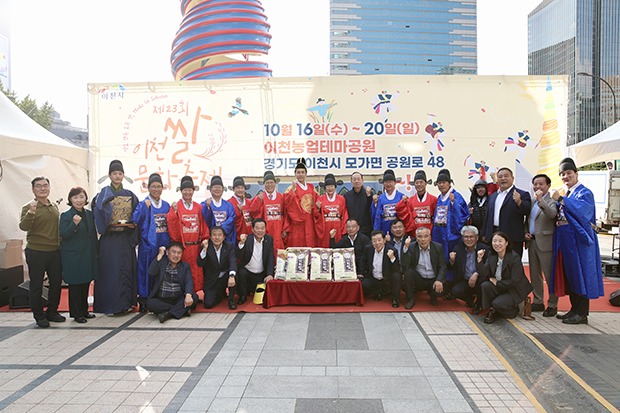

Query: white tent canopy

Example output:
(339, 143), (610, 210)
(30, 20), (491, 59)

(567, 121), (620, 167)
(0, 92), (89, 242)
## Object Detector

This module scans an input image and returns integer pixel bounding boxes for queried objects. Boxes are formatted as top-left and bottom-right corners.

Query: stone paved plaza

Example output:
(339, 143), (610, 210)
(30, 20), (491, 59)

(0, 309), (618, 412)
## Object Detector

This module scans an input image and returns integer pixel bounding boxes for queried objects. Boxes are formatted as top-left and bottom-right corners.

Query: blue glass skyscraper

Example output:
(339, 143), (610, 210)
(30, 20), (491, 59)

(329, 0), (477, 76)
(529, 0), (620, 145)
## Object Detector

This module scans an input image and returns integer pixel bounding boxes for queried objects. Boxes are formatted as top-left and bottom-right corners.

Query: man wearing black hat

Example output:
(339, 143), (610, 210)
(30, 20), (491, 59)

(317, 173), (348, 247)
(249, 171), (287, 254)
(284, 158), (320, 247)
(396, 170), (438, 238)
(92, 160), (140, 314)
(229, 176), (253, 243)
(202, 175), (237, 243)
(168, 175), (210, 292)
(482, 167), (531, 258)
(133, 173), (171, 312)
(549, 158), (604, 325)
(371, 169), (404, 236)
(431, 168), (469, 299)
(343, 172), (373, 238)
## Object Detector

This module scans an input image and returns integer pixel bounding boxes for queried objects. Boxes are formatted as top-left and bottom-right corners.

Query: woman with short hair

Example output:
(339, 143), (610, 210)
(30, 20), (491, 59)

(60, 187), (99, 323)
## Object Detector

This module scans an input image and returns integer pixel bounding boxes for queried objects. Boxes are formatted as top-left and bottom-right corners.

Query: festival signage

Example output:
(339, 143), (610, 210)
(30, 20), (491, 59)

(89, 75), (567, 198)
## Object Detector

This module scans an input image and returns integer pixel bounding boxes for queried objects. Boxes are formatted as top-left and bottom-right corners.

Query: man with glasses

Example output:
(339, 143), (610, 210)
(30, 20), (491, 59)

(448, 226), (488, 313)
(19, 177), (65, 328)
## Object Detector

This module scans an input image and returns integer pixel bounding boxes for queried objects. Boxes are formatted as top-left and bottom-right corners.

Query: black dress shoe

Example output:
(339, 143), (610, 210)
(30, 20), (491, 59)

(562, 314), (588, 325)
(84, 313), (96, 319)
(472, 301), (482, 315)
(185, 308), (191, 317)
(484, 308), (498, 324)
(158, 312), (172, 324)
(237, 296), (247, 305)
(556, 311), (575, 320)
(374, 294), (383, 302)
(392, 299), (400, 308)
(542, 307), (558, 317)
(46, 312), (66, 322)
(430, 297), (438, 306)
(531, 303), (545, 312)
(36, 319), (50, 328)
(228, 301), (238, 310)
(74, 317), (87, 324)
(405, 299), (415, 310)
(443, 292), (456, 301)
(465, 299), (474, 308)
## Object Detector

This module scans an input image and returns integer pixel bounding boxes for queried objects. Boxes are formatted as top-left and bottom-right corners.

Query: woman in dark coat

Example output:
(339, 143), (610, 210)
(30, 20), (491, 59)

(60, 187), (99, 323)
(476, 231), (532, 324)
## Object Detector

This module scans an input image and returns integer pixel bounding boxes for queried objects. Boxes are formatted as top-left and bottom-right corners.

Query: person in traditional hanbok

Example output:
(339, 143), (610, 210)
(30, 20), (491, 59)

(396, 170), (437, 237)
(249, 171), (286, 253)
(431, 168), (469, 300)
(550, 158), (604, 325)
(228, 176), (253, 243)
(202, 175), (236, 243)
(92, 160), (140, 314)
(371, 169), (404, 236)
(316, 173), (348, 248)
(283, 158), (321, 247)
(132, 173), (170, 312)
(167, 176), (209, 292)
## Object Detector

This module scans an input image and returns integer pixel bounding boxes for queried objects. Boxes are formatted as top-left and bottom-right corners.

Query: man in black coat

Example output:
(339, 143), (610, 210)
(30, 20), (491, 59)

(448, 226), (488, 313)
(358, 230), (400, 304)
(236, 218), (275, 305)
(329, 218), (370, 273)
(482, 167), (531, 257)
(401, 226), (447, 309)
(197, 226), (238, 309)
(343, 172), (373, 238)
(386, 218), (412, 308)
(146, 241), (199, 323)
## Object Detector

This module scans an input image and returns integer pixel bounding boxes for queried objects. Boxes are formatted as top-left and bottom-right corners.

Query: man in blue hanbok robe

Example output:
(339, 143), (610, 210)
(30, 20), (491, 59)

(550, 158), (604, 325)
(202, 175), (237, 243)
(92, 160), (140, 314)
(371, 169), (404, 236)
(132, 173), (170, 311)
(431, 169), (469, 298)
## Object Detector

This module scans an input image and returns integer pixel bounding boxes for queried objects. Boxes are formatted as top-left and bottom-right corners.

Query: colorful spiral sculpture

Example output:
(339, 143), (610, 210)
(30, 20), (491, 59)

(171, 0), (272, 81)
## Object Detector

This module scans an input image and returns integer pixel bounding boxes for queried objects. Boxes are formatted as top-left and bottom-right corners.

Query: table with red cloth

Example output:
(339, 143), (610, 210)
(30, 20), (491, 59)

(263, 279), (364, 308)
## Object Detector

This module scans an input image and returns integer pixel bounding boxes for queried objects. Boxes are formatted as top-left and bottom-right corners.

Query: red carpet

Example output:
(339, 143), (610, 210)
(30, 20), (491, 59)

(2, 267), (619, 314)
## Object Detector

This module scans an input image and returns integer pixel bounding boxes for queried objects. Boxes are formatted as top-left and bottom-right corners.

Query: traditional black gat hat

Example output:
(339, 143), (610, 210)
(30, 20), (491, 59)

(559, 157), (578, 173)
(295, 157), (307, 171)
(378, 169), (401, 184)
(257, 171), (280, 185)
(148, 173), (163, 187)
(434, 169), (453, 184)
(109, 159), (124, 174)
(409, 170), (432, 185)
(319, 173), (344, 188)
(228, 176), (251, 191)
(178, 175), (198, 192)
(207, 175), (226, 191)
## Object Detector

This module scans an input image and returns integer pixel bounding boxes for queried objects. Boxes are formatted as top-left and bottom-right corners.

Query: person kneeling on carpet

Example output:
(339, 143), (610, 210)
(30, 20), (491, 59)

(146, 242), (198, 323)
(358, 230), (400, 304)
(476, 231), (532, 324)
(197, 226), (238, 310)
(400, 226), (447, 309)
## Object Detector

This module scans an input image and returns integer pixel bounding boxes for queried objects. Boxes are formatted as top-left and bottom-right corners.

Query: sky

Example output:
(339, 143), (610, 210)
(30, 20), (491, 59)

(4, 0), (542, 129)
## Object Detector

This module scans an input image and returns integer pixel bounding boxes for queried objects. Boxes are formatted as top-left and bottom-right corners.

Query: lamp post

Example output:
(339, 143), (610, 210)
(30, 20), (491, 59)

(577, 72), (618, 125)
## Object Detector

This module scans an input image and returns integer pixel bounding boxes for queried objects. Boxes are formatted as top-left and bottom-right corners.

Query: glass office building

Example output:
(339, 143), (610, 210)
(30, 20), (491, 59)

(529, 0), (620, 145)
(330, 0), (477, 76)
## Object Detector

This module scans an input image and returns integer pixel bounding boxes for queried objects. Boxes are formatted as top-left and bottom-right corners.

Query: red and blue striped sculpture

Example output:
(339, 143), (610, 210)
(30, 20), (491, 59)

(172, 0), (272, 80)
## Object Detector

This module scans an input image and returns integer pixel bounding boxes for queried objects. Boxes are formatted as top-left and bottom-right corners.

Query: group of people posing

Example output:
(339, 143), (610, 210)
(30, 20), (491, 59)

(20, 156), (603, 327)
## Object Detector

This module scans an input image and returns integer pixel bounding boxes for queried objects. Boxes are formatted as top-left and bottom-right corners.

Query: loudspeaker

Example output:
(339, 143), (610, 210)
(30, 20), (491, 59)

(610, 289), (620, 307)
(9, 280), (48, 310)
(0, 266), (24, 308)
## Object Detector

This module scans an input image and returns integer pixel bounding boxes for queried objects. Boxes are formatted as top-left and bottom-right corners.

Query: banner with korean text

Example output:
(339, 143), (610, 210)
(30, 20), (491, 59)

(89, 75), (568, 198)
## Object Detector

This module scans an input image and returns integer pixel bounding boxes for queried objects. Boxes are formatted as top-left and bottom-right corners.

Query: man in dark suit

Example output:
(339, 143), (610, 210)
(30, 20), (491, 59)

(147, 242), (199, 323)
(236, 218), (275, 305)
(357, 230), (400, 304)
(482, 167), (531, 257)
(401, 226), (447, 309)
(197, 226), (238, 309)
(448, 226), (488, 313)
(386, 218), (412, 308)
(329, 218), (370, 273)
